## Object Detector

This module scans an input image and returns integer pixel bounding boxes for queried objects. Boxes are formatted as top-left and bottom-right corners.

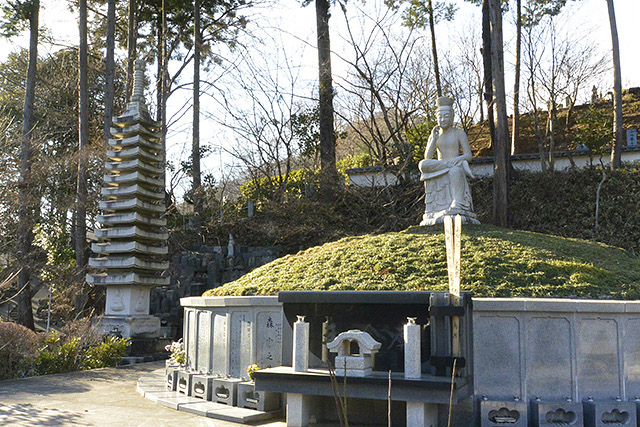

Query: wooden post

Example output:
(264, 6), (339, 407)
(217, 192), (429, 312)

(444, 215), (462, 361)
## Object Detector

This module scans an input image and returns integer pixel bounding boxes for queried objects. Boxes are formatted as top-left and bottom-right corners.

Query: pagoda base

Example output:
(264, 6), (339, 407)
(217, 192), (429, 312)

(99, 314), (160, 339)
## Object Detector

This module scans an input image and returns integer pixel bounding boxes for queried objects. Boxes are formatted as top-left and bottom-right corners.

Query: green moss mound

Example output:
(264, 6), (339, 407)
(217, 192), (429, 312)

(204, 225), (640, 299)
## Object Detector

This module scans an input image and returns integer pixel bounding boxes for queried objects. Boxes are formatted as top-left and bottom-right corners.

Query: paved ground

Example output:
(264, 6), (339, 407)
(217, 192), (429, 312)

(0, 362), (287, 427)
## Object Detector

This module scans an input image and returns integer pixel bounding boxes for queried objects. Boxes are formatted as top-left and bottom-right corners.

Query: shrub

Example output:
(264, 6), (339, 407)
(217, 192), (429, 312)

(82, 336), (130, 369)
(0, 322), (41, 380)
(35, 332), (82, 375)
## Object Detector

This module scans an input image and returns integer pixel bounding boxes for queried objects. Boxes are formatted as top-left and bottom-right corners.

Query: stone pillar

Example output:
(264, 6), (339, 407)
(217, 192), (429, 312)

(287, 393), (317, 427)
(406, 402), (438, 427)
(293, 315), (309, 372)
(404, 317), (421, 379)
(404, 317), (437, 427)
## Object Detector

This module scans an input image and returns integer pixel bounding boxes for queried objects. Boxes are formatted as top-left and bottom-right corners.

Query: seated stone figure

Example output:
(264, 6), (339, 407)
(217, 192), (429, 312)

(418, 96), (480, 226)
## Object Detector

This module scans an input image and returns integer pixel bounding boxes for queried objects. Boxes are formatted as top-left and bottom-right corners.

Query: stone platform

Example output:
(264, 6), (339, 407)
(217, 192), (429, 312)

(137, 368), (283, 424)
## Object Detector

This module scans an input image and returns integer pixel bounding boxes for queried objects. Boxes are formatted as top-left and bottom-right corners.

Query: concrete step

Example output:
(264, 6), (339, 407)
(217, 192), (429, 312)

(137, 371), (282, 424)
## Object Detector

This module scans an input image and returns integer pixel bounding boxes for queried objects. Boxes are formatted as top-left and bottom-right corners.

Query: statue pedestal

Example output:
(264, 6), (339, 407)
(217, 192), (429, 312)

(419, 165), (479, 226)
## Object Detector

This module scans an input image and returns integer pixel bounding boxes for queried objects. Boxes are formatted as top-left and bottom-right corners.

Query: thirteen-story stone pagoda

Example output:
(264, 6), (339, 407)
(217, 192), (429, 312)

(87, 60), (168, 339)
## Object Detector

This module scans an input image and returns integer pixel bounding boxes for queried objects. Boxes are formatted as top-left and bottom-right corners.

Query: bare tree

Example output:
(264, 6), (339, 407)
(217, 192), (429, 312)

(511, 0), (522, 155)
(389, 0), (456, 97)
(207, 41), (314, 203)
(443, 24), (484, 134)
(526, 15), (610, 171)
(536, 17), (562, 170)
(559, 32), (609, 155)
(522, 16), (547, 171)
(335, 5), (434, 177)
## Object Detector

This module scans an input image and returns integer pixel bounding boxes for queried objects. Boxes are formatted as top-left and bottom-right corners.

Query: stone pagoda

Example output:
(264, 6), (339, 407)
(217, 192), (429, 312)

(87, 59), (168, 339)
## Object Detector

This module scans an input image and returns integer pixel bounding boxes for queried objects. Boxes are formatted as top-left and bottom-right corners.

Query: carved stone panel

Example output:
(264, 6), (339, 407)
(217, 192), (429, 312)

(256, 311), (282, 368)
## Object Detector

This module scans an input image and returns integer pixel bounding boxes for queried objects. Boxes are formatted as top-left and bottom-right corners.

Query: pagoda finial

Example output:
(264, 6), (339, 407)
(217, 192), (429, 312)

(131, 59), (145, 103)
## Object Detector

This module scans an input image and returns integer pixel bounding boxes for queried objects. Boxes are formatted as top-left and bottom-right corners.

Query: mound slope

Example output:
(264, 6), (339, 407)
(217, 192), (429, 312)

(204, 225), (640, 299)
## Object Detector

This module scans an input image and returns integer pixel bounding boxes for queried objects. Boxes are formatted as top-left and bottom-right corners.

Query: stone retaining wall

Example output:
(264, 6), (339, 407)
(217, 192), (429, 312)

(180, 295), (640, 425)
(473, 297), (640, 401)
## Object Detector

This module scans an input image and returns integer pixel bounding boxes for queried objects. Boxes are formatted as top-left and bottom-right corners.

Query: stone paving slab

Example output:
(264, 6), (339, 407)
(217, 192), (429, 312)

(157, 395), (203, 410)
(138, 369), (282, 424)
(0, 361), (285, 427)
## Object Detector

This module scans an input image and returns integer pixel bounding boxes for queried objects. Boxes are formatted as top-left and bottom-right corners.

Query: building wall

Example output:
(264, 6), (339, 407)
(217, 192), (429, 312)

(346, 150), (640, 186)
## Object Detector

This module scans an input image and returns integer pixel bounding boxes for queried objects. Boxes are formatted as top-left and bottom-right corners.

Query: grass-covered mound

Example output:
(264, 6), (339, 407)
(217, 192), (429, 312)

(203, 225), (640, 299)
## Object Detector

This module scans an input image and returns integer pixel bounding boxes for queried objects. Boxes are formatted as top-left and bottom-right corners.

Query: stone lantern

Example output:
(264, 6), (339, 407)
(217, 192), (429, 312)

(87, 60), (168, 339)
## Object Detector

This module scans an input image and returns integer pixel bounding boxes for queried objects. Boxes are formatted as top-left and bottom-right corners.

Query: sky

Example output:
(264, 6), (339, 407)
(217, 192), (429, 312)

(1, 0), (638, 194)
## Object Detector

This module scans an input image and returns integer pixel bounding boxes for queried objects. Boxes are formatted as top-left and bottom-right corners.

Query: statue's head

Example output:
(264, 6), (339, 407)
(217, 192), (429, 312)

(436, 96), (454, 129)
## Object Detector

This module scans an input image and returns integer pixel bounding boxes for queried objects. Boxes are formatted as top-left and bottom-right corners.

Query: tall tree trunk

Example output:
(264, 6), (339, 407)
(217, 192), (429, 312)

(547, 101), (556, 170)
(427, 0), (442, 97)
(75, 0), (89, 314)
(156, 15), (163, 124)
(104, 0), (116, 142)
(564, 99), (577, 168)
(481, 0), (495, 146)
(161, 0), (168, 193)
(316, 0), (337, 200)
(126, 0), (137, 100)
(192, 0), (202, 242)
(16, 0), (39, 330)
(488, 0), (510, 227)
(478, 80), (484, 122)
(510, 0), (521, 155)
(607, 0), (623, 170)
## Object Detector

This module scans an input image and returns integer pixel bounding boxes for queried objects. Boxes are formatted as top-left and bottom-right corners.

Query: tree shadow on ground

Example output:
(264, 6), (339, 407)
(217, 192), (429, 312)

(0, 363), (163, 397)
(0, 404), (89, 426)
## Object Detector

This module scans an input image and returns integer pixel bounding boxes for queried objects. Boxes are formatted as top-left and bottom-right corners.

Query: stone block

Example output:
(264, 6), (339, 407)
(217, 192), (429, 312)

(583, 399), (636, 427)
(474, 315), (522, 398)
(286, 393), (319, 427)
(334, 355), (374, 377)
(532, 399), (584, 426)
(100, 314), (160, 339)
(576, 318), (620, 399)
(165, 367), (180, 391)
(480, 399), (527, 427)
(191, 375), (215, 401)
(526, 316), (572, 399)
(237, 381), (280, 412)
(406, 401), (437, 427)
(212, 378), (242, 406)
(176, 371), (194, 396)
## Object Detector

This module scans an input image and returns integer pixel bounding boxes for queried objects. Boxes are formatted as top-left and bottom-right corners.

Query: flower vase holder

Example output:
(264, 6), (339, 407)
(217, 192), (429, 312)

(237, 381), (280, 412)
(176, 371), (195, 396)
(165, 367), (180, 391)
(212, 378), (243, 406)
(190, 375), (215, 400)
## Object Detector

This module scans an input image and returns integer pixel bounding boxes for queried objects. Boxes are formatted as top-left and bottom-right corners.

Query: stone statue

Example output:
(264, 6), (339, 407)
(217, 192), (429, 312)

(418, 96), (479, 226)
